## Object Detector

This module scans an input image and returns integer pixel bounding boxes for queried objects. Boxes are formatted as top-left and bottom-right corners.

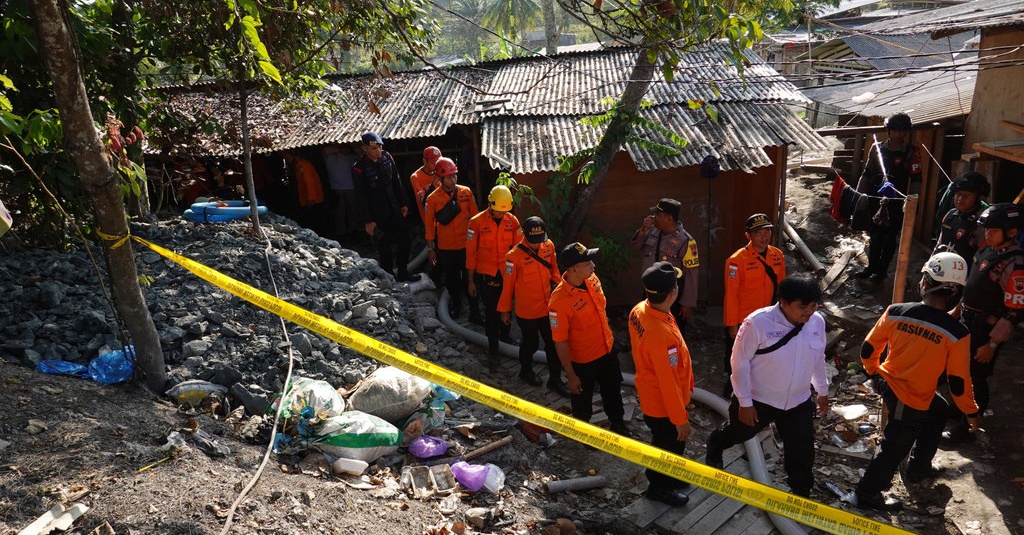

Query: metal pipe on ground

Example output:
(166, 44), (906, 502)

(782, 217), (826, 276)
(436, 290), (808, 535)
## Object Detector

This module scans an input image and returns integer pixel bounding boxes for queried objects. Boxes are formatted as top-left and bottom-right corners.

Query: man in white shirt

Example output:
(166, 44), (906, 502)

(704, 275), (830, 498)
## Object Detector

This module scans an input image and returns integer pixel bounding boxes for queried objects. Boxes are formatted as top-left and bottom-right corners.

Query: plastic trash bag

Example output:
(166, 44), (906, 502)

(38, 360), (88, 378)
(307, 410), (401, 462)
(165, 379), (229, 406)
(87, 346), (135, 385)
(268, 377), (346, 419)
(408, 435), (448, 458)
(347, 366), (432, 423)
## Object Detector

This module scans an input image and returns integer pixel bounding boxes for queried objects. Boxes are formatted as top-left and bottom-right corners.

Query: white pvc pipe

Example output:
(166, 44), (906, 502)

(435, 290), (807, 535)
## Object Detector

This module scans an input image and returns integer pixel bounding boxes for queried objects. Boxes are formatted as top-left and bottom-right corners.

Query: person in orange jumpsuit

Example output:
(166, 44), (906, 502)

(853, 252), (980, 511)
(630, 261), (695, 507)
(410, 146), (442, 223)
(467, 185), (521, 366)
(497, 216), (567, 395)
(721, 213), (786, 397)
(549, 242), (631, 438)
(424, 158), (477, 318)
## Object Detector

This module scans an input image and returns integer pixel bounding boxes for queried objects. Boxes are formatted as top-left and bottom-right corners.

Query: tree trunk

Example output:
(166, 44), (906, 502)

(542, 0), (558, 55)
(29, 0), (167, 392)
(560, 49), (657, 241)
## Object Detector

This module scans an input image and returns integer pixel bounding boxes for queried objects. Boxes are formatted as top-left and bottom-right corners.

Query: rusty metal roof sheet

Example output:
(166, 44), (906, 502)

(857, 0), (1024, 36)
(481, 102), (829, 174)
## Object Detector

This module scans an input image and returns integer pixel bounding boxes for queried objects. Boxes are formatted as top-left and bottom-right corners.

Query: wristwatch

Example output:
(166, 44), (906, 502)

(987, 341), (999, 349)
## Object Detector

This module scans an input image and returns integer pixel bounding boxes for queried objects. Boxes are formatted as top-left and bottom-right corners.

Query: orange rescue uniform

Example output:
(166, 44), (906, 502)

(423, 185), (477, 251)
(466, 211), (521, 277)
(497, 240), (561, 319)
(548, 273), (614, 363)
(723, 244), (786, 327)
(862, 303), (979, 414)
(629, 300), (694, 425)
(410, 167), (440, 221)
(293, 156), (324, 207)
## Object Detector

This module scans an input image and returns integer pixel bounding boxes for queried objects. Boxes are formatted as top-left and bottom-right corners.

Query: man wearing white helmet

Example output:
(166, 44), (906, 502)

(853, 252), (980, 511)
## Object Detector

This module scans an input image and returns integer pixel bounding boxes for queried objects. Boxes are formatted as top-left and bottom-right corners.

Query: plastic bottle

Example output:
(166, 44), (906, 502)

(331, 457), (369, 476)
(482, 463), (505, 493)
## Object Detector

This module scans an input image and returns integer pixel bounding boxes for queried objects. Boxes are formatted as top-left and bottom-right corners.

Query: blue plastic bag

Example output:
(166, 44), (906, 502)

(38, 360), (88, 377)
(86, 346), (135, 385)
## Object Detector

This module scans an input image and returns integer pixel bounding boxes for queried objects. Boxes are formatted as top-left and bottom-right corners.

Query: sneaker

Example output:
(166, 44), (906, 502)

(547, 380), (571, 398)
(645, 487), (689, 507)
(853, 268), (873, 279)
(609, 421), (635, 439)
(853, 493), (903, 512)
(941, 425), (975, 444)
(519, 371), (542, 386)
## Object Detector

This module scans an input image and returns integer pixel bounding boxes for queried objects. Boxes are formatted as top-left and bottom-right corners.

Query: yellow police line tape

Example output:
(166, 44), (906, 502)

(133, 236), (914, 535)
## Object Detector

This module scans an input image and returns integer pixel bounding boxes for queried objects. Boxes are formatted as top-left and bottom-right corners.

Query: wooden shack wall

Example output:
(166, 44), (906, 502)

(514, 148), (783, 308)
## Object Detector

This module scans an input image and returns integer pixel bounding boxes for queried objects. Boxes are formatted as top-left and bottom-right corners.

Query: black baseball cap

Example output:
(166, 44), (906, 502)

(745, 213), (773, 232)
(522, 216), (547, 244)
(642, 261), (682, 294)
(361, 131), (383, 145)
(650, 198), (681, 219)
(560, 242), (598, 269)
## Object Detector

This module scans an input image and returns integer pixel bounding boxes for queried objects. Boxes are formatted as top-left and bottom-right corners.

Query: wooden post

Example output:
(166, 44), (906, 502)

(891, 194), (919, 303)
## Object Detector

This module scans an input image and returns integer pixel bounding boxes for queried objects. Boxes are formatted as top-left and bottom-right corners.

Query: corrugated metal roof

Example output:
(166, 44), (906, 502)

(481, 102), (829, 174)
(801, 58), (976, 123)
(480, 43), (809, 118)
(857, 0), (1024, 35)
(150, 68), (493, 157)
(842, 32), (976, 70)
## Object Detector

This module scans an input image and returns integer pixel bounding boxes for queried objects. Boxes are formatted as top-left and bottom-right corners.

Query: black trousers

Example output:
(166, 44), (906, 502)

(644, 414), (688, 493)
(707, 396), (817, 496)
(375, 216), (411, 276)
(516, 315), (560, 379)
(948, 312), (1001, 433)
(569, 352), (625, 425)
(866, 226), (899, 276)
(437, 248), (468, 310)
(857, 381), (949, 498)
(474, 273), (508, 355)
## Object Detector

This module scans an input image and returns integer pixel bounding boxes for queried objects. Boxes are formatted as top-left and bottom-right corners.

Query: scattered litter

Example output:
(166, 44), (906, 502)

(25, 420), (47, 435)
(401, 464), (459, 499)
(16, 503), (89, 535)
(409, 435), (448, 459)
(330, 456), (369, 476)
(544, 475), (608, 494)
(347, 366), (431, 423)
(36, 346), (134, 386)
(833, 404), (869, 420)
(165, 380), (228, 407)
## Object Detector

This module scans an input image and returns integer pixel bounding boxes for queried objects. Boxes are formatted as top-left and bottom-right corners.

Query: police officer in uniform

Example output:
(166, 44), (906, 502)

(944, 203), (1024, 443)
(853, 113), (922, 281)
(934, 172), (990, 265)
(722, 213), (786, 397)
(630, 198), (700, 333)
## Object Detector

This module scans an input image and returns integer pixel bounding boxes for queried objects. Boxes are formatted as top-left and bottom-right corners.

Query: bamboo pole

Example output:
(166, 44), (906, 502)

(891, 194), (919, 303)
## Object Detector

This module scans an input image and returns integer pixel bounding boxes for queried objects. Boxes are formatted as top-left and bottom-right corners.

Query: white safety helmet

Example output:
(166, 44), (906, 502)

(921, 251), (967, 293)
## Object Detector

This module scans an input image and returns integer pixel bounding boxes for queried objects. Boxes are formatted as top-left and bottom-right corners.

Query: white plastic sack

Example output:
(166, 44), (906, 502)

(347, 366), (431, 423)
(311, 410), (401, 462)
(269, 377), (346, 419)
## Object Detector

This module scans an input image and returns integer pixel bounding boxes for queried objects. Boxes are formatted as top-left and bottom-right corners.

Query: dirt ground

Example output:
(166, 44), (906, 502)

(1, 168), (1023, 535)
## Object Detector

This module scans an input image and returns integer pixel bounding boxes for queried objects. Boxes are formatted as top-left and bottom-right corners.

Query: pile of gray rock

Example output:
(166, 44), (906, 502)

(0, 214), (471, 399)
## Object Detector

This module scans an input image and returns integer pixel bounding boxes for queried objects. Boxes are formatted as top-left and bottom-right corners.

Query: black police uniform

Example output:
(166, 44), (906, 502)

(854, 142), (921, 277)
(936, 207), (985, 266)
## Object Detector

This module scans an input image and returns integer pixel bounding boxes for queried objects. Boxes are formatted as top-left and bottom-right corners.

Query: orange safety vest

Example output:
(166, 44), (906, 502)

(497, 240), (561, 319)
(548, 273), (614, 363)
(629, 300), (693, 425)
(424, 185), (477, 251)
(723, 244), (786, 327)
(466, 210), (521, 277)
